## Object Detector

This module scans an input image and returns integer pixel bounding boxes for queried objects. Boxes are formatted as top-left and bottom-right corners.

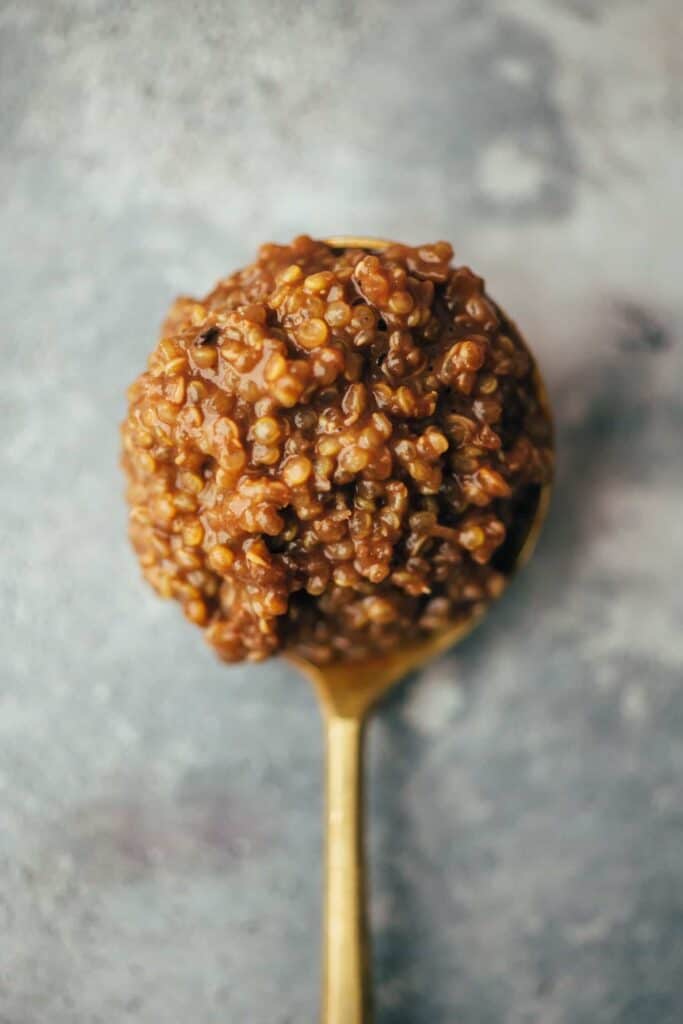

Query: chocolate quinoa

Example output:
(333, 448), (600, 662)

(122, 237), (553, 664)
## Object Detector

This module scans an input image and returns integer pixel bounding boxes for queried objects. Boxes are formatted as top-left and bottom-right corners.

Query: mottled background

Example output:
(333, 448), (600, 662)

(2, 1), (682, 1021)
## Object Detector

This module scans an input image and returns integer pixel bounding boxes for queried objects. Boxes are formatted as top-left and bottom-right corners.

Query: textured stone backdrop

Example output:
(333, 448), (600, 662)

(2, 1), (682, 1021)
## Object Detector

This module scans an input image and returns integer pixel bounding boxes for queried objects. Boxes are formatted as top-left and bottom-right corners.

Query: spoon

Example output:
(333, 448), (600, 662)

(286, 237), (553, 1024)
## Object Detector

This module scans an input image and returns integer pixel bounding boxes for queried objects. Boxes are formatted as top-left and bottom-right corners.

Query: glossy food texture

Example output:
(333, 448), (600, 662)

(122, 237), (553, 663)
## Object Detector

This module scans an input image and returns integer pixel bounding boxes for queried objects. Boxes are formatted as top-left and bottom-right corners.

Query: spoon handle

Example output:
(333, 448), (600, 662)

(322, 713), (371, 1024)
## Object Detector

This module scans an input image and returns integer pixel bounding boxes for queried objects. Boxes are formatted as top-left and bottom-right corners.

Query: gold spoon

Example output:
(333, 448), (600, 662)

(286, 237), (553, 1024)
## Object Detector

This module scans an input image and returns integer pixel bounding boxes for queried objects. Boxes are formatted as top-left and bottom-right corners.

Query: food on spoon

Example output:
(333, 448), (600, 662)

(122, 236), (553, 664)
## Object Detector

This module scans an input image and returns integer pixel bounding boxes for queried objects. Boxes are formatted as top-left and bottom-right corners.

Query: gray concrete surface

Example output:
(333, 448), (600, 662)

(2, 1), (683, 1021)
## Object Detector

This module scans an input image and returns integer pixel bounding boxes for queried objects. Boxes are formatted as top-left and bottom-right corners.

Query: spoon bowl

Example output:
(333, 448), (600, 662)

(286, 237), (553, 1024)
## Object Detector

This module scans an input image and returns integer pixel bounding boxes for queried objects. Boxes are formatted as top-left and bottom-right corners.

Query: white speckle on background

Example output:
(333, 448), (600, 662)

(402, 661), (464, 735)
(566, 914), (615, 945)
(620, 684), (649, 722)
(478, 139), (545, 202)
(497, 57), (533, 85)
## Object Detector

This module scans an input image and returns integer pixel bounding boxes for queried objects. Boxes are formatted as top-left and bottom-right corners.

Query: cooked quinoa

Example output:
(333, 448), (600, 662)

(121, 236), (553, 664)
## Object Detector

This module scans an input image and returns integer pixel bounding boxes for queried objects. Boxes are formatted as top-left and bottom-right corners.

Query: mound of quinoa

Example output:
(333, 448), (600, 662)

(122, 236), (553, 664)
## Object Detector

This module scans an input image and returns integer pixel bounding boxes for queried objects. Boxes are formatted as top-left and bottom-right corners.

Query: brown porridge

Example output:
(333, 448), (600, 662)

(121, 236), (553, 664)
